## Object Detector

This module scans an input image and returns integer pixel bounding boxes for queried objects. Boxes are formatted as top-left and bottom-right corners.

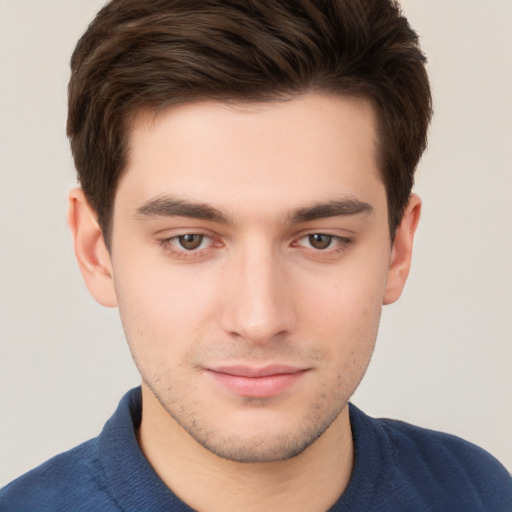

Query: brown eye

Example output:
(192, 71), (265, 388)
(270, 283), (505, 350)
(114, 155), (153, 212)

(178, 234), (204, 250)
(308, 234), (332, 250)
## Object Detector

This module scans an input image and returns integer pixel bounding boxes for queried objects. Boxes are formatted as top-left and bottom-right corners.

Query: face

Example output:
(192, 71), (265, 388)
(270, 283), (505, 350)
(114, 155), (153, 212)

(103, 94), (400, 462)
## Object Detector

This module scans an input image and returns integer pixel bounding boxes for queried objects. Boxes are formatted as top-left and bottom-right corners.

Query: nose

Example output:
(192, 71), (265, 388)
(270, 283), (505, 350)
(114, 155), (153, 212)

(220, 242), (295, 344)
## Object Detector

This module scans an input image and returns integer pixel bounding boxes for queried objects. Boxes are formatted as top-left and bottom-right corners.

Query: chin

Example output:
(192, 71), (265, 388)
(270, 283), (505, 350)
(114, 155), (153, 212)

(193, 428), (327, 463)
(168, 400), (345, 464)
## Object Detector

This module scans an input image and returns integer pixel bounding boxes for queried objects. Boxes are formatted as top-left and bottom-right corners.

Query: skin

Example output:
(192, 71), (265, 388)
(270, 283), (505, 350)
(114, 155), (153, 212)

(68, 93), (421, 511)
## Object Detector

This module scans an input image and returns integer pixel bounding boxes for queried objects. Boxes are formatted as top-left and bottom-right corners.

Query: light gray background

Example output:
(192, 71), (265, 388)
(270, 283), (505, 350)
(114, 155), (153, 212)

(1, 0), (511, 486)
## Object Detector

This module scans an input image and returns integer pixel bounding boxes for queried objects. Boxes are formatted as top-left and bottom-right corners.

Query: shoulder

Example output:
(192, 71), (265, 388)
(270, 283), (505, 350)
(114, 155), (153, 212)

(380, 416), (510, 479)
(379, 416), (512, 509)
(347, 405), (512, 511)
(0, 438), (119, 512)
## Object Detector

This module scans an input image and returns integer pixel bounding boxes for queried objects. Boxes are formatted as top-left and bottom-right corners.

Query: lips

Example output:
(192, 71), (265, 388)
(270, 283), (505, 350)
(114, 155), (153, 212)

(206, 364), (308, 398)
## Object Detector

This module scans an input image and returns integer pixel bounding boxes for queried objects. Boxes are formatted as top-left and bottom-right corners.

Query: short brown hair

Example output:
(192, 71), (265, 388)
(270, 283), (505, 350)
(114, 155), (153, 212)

(68, 0), (432, 245)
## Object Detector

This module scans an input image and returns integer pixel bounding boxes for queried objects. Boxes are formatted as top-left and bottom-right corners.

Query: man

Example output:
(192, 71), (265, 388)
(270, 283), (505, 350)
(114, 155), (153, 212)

(1, 0), (511, 510)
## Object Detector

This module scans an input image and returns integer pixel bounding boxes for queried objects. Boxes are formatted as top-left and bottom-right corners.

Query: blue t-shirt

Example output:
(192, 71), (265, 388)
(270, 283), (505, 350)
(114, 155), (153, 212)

(1, 387), (511, 511)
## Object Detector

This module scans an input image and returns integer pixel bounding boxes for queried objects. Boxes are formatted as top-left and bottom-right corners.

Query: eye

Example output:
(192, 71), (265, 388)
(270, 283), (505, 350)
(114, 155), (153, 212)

(307, 233), (334, 250)
(159, 233), (216, 256)
(293, 232), (353, 255)
(176, 234), (206, 250)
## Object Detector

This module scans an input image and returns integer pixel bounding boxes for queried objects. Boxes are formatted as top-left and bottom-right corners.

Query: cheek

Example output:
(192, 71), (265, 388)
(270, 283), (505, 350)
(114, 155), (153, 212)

(293, 254), (388, 372)
(299, 260), (388, 330)
(113, 264), (220, 363)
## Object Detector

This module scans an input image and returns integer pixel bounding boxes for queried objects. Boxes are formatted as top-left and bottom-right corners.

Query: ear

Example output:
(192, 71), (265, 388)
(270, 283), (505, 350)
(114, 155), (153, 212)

(67, 188), (118, 308)
(383, 194), (421, 305)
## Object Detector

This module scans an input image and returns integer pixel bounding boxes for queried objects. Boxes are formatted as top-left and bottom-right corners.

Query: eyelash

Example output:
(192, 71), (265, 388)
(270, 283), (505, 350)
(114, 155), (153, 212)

(293, 234), (353, 254)
(158, 234), (219, 260)
(157, 232), (353, 260)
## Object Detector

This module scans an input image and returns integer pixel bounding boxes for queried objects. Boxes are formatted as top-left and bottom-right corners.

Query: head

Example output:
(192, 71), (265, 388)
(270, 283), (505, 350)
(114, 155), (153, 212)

(67, 0), (431, 464)
(68, 0), (431, 247)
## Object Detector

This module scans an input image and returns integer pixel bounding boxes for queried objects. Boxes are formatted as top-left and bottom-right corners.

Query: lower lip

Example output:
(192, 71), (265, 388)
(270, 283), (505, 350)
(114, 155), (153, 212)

(207, 370), (306, 398)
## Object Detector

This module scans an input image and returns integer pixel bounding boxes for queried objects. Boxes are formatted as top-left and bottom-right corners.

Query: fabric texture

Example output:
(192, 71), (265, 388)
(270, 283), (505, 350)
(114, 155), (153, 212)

(1, 387), (511, 511)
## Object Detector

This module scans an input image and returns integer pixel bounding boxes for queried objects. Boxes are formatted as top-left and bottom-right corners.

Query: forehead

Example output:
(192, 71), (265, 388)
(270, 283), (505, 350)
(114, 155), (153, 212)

(117, 93), (384, 219)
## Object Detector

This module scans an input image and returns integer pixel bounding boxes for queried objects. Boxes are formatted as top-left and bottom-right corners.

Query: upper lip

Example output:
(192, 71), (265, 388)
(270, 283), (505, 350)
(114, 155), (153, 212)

(207, 364), (307, 378)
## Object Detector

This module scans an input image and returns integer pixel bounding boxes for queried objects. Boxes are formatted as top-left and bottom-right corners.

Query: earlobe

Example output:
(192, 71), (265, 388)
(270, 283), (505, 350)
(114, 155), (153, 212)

(383, 194), (421, 305)
(67, 188), (118, 308)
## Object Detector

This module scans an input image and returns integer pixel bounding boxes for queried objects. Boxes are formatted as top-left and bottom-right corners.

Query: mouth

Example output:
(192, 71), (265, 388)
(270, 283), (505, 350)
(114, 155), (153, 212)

(205, 364), (309, 398)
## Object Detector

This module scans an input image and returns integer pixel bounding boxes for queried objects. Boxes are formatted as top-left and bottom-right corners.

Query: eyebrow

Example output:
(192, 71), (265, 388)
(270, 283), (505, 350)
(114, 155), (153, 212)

(135, 196), (229, 223)
(134, 195), (373, 224)
(289, 198), (373, 223)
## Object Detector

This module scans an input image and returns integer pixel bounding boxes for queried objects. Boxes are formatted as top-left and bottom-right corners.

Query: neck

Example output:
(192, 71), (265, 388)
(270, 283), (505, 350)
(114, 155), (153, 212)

(137, 384), (354, 512)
